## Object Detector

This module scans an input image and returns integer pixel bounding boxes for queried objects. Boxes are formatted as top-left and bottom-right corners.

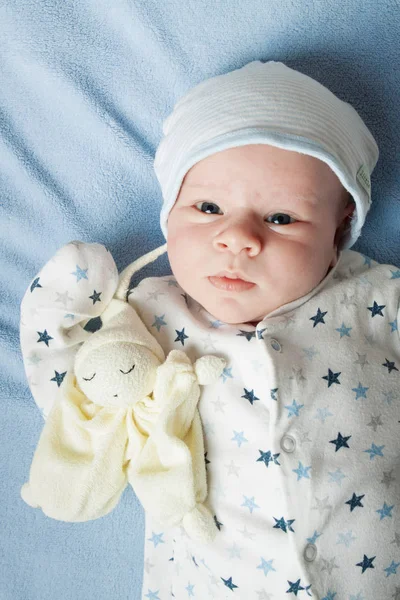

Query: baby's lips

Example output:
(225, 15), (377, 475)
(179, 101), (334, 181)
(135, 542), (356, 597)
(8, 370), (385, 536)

(214, 269), (253, 282)
(208, 275), (256, 291)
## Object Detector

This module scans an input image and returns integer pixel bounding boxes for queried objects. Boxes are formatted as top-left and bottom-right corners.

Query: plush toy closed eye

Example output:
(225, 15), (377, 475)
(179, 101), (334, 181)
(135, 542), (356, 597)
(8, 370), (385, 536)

(20, 241), (225, 543)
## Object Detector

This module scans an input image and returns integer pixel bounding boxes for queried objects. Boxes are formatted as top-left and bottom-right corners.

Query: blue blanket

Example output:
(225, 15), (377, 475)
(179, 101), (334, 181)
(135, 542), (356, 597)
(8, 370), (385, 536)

(1, 1), (399, 598)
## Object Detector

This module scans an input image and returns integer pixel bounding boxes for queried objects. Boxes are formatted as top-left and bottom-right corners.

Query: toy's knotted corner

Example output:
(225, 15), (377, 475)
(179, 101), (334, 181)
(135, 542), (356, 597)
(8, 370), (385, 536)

(181, 502), (217, 544)
(20, 482), (39, 508)
(194, 356), (226, 385)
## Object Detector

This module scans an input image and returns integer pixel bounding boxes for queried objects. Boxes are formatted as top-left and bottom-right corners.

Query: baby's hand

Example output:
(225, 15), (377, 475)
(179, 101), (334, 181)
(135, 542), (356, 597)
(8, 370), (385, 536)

(194, 355), (226, 385)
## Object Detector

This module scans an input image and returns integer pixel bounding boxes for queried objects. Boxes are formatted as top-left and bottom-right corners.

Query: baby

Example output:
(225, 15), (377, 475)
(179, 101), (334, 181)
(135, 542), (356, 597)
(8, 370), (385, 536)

(127, 61), (400, 599)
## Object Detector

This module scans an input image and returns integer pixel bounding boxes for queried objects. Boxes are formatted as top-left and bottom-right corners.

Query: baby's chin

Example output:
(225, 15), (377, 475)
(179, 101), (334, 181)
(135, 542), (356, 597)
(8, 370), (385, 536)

(218, 313), (264, 326)
(199, 298), (266, 326)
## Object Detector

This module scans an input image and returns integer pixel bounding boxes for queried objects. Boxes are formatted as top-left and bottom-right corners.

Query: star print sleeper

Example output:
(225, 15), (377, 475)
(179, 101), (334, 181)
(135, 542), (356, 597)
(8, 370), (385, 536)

(128, 248), (400, 600)
(20, 246), (400, 600)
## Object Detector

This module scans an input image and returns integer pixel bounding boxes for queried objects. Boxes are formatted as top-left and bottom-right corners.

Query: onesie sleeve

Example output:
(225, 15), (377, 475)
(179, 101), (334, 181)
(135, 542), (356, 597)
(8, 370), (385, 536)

(20, 241), (119, 419)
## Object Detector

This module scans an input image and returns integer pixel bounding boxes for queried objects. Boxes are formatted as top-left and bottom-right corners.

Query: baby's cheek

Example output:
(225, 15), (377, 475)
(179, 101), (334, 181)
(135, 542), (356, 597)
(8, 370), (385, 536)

(168, 236), (193, 277)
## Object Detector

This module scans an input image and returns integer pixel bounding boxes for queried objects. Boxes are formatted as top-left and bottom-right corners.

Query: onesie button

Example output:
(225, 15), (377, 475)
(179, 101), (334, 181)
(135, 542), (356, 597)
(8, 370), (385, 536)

(304, 543), (317, 562)
(270, 338), (282, 352)
(280, 434), (296, 453)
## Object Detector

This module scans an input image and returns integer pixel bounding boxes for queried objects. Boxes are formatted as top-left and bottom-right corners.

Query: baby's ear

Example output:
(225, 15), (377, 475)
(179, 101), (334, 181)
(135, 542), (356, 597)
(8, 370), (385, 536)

(334, 199), (355, 250)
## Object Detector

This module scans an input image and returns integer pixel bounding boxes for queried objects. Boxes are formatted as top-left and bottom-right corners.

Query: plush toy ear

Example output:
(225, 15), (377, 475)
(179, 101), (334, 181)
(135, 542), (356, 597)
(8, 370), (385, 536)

(20, 241), (119, 419)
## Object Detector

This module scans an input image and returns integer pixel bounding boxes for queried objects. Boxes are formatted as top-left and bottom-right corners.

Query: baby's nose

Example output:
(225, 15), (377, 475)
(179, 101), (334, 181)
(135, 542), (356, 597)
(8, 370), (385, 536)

(213, 217), (262, 256)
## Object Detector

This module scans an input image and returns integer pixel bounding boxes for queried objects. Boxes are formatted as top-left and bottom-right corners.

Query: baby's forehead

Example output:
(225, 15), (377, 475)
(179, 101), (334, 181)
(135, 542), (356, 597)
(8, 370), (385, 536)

(177, 146), (348, 215)
(181, 177), (345, 206)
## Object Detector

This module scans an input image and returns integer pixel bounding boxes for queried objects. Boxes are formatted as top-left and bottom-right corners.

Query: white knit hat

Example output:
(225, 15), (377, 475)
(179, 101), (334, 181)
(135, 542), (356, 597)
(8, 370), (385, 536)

(154, 60), (379, 249)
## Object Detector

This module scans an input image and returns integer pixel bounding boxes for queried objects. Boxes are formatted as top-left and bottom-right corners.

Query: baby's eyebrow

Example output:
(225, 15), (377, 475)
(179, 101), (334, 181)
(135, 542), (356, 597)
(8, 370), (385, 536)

(185, 183), (321, 206)
(185, 183), (226, 190)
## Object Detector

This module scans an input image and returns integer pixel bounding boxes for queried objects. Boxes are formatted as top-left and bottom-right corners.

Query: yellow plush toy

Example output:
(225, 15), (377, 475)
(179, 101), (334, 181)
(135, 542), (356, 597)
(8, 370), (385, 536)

(20, 241), (225, 543)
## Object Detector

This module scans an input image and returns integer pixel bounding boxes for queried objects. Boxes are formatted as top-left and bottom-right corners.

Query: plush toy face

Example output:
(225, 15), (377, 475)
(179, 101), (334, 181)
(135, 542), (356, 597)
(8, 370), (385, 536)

(75, 342), (161, 407)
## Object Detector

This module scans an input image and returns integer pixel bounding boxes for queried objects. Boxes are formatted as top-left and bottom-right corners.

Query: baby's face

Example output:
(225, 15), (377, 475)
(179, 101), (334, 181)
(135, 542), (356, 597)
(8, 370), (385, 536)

(167, 144), (352, 325)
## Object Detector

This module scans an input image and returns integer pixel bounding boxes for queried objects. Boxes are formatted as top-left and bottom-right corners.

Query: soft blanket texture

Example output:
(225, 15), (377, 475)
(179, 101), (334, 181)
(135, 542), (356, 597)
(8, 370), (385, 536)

(1, 1), (399, 599)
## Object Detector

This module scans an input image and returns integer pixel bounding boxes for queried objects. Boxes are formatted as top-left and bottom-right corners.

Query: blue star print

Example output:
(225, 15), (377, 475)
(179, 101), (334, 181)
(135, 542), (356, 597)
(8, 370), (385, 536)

(328, 469), (346, 485)
(210, 319), (224, 328)
(307, 531), (322, 544)
(376, 501), (394, 520)
(336, 530), (356, 547)
(148, 532), (164, 548)
(152, 314), (167, 332)
(363, 443), (385, 459)
(382, 358), (398, 373)
(221, 577), (238, 590)
(185, 582), (194, 596)
(257, 450), (280, 468)
(345, 493), (365, 511)
(322, 369), (341, 387)
(257, 557), (276, 576)
(71, 265), (88, 282)
(89, 290), (101, 304)
(273, 517), (295, 532)
(336, 322), (352, 338)
(315, 407), (333, 423)
(285, 399), (304, 417)
(144, 590), (160, 600)
(292, 462), (312, 481)
(356, 554), (375, 573)
(232, 431), (248, 447)
(367, 301), (385, 317)
(286, 579), (305, 595)
(241, 388), (260, 405)
(310, 307), (327, 327)
(174, 327), (189, 345)
(384, 560), (400, 576)
(352, 382), (369, 400)
(321, 591), (337, 600)
(50, 370), (67, 387)
(237, 329), (256, 341)
(329, 432), (351, 452)
(241, 496), (260, 513)
(271, 388), (279, 400)
(221, 366), (233, 382)
(30, 277), (42, 292)
(37, 330), (53, 346)
(165, 278), (178, 287)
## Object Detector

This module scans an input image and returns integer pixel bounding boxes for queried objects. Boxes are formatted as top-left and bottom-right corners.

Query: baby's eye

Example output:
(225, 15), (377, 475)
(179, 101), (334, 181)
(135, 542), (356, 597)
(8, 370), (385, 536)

(195, 201), (223, 215)
(120, 363), (135, 375)
(83, 373), (96, 381)
(266, 213), (296, 225)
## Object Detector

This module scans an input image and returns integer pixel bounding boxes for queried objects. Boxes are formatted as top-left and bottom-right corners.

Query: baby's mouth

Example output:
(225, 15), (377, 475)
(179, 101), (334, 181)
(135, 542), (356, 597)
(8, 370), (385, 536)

(208, 273), (255, 292)
(213, 270), (253, 282)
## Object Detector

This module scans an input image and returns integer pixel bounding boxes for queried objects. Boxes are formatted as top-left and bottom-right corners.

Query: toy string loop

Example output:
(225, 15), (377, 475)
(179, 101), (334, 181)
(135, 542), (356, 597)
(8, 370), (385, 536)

(115, 243), (168, 302)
